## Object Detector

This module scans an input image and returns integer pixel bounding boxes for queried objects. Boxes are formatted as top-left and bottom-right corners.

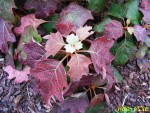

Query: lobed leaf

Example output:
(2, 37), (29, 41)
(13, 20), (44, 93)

(15, 26), (42, 62)
(111, 32), (136, 65)
(108, 3), (126, 19)
(56, 3), (93, 35)
(67, 54), (91, 82)
(43, 32), (65, 57)
(0, 18), (16, 53)
(134, 25), (147, 42)
(88, 0), (106, 12)
(52, 94), (89, 113)
(88, 36), (114, 74)
(89, 94), (104, 107)
(76, 26), (94, 41)
(125, 0), (142, 24)
(14, 14), (46, 35)
(103, 20), (124, 40)
(140, 0), (150, 10)
(0, 0), (16, 23)
(24, 0), (61, 18)
(4, 66), (30, 83)
(31, 59), (67, 106)
(85, 102), (105, 113)
(139, 8), (150, 23)
(94, 18), (111, 33)
(64, 75), (95, 96)
(24, 41), (46, 68)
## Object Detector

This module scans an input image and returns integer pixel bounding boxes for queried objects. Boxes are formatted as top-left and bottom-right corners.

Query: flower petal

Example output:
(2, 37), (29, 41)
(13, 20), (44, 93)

(66, 34), (79, 45)
(64, 44), (76, 53)
(74, 41), (83, 50)
(127, 27), (134, 35)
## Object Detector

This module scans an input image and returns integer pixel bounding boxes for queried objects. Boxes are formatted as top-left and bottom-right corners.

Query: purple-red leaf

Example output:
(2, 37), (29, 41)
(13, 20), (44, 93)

(43, 32), (65, 57)
(88, 36), (114, 74)
(24, 41), (46, 68)
(56, 3), (93, 35)
(67, 54), (91, 82)
(90, 94), (104, 107)
(24, 0), (61, 18)
(134, 25), (147, 42)
(0, 18), (16, 53)
(14, 14), (46, 35)
(76, 25), (94, 41)
(104, 20), (124, 40)
(31, 59), (67, 106)
(64, 75), (95, 96)
(140, 0), (150, 10)
(59, 94), (89, 113)
(139, 8), (150, 23)
(4, 66), (30, 83)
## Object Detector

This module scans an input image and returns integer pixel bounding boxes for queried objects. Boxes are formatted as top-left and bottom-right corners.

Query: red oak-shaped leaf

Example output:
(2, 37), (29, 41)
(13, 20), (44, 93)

(4, 66), (30, 83)
(105, 65), (116, 90)
(140, 0), (150, 10)
(67, 54), (91, 82)
(43, 32), (65, 57)
(0, 18), (16, 53)
(24, 0), (61, 18)
(139, 8), (150, 23)
(30, 59), (67, 106)
(104, 20), (124, 40)
(90, 94), (104, 107)
(56, 3), (93, 35)
(56, 21), (74, 36)
(76, 25), (94, 41)
(14, 14), (46, 35)
(134, 25), (148, 42)
(59, 94), (89, 113)
(64, 75), (95, 96)
(24, 41), (46, 68)
(88, 36), (114, 74)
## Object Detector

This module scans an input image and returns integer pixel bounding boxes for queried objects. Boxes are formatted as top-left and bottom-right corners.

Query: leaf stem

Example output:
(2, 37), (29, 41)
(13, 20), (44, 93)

(76, 50), (88, 53)
(58, 50), (67, 54)
(60, 53), (70, 63)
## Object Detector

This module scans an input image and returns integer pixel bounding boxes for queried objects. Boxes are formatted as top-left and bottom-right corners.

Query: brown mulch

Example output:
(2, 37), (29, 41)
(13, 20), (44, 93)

(0, 70), (48, 113)
(105, 55), (150, 113)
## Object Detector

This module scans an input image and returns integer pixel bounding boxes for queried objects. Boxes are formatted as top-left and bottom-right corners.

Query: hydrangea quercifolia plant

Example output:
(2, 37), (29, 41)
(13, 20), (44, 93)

(0, 0), (150, 112)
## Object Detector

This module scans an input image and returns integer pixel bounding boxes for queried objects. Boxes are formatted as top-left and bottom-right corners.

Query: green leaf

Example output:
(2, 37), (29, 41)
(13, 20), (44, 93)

(42, 14), (58, 33)
(22, 26), (42, 43)
(94, 18), (111, 33)
(0, 0), (16, 23)
(125, 0), (142, 24)
(16, 26), (42, 60)
(108, 3), (126, 19)
(112, 66), (123, 83)
(111, 32), (136, 65)
(136, 44), (148, 58)
(85, 102), (105, 113)
(88, 0), (107, 12)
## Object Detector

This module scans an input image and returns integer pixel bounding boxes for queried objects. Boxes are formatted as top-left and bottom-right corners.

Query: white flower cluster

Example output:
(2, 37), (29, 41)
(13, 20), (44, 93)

(64, 34), (83, 53)
(126, 19), (134, 35)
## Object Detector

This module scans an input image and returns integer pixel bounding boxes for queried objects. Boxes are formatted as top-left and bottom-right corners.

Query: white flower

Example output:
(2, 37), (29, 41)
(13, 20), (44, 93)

(64, 44), (76, 53)
(127, 27), (134, 35)
(74, 41), (83, 50)
(64, 34), (83, 53)
(66, 34), (79, 45)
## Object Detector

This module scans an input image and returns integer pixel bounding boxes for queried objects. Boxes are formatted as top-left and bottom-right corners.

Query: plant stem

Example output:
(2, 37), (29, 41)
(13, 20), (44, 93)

(60, 53), (70, 63)
(76, 50), (88, 53)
